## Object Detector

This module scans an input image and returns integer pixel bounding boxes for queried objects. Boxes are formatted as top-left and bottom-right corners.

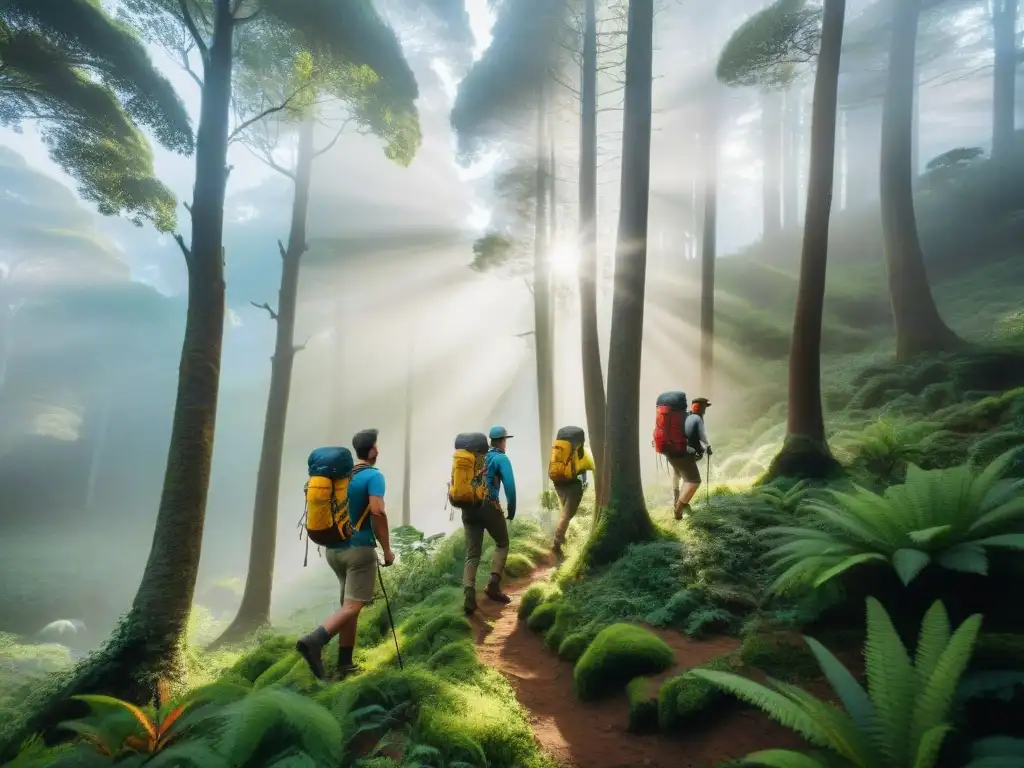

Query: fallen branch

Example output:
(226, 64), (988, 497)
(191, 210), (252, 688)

(251, 301), (278, 320)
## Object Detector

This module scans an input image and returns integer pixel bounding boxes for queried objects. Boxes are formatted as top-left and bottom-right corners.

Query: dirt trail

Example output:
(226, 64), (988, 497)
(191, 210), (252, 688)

(471, 565), (808, 768)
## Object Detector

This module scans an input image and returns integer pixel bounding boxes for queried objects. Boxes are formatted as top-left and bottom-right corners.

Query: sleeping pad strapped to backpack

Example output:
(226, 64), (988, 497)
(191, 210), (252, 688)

(549, 426), (585, 484)
(448, 432), (490, 508)
(653, 391), (688, 457)
(303, 446), (370, 547)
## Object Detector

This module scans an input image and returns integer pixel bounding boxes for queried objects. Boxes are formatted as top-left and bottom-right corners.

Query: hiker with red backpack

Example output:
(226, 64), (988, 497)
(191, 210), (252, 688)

(652, 393), (713, 520)
(295, 429), (394, 681)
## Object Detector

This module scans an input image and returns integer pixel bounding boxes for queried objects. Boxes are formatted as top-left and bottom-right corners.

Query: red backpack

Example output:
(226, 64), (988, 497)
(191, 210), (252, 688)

(653, 391), (688, 456)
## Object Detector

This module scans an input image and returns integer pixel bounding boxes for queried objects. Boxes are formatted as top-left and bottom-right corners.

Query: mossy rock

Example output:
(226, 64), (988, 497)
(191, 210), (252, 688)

(573, 624), (675, 701)
(916, 429), (970, 469)
(527, 601), (559, 634)
(543, 604), (578, 652)
(503, 553), (534, 580)
(921, 381), (957, 410)
(909, 358), (953, 391)
(657, 653), (741, 732)
(849, 373), (907, 410)
(969, 430), (1024, 467)
(738, 630), (819, 683)
(626, 676), (660, 733)
(558, 630), (596, 662)
(518, 583), (559, 622)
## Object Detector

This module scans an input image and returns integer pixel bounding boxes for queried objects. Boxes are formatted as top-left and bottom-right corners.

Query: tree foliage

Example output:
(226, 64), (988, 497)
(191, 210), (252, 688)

(0, 0), (194, 231)
(716, 0), (821, 89)
(450, 0), (573, 159)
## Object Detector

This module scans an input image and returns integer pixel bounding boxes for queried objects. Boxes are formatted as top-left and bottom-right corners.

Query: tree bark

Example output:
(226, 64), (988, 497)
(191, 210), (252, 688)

(580, 0), (656, 571)
(0, 6), (235, 750)
(534, 85), (554, 489)
(699, 91), (718, 397)
(991, 0), (1018, 160)
(401, 338), (413, 528)
(782, 88), (799, 228)
(578, 0), (606, 507)
(761, 90), (783, 238)
(213, 114), (313, 646)
(768, 0), (845, 480)
(880, 0), (967, 361)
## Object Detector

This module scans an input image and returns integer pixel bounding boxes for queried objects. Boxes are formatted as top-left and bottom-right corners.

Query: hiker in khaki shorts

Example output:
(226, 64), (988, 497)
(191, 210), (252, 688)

(462, 425), (517, 615)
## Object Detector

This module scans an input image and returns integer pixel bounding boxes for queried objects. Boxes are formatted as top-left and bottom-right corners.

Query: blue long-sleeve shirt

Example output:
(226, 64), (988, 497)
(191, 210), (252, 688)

(485, 448), (517, 515)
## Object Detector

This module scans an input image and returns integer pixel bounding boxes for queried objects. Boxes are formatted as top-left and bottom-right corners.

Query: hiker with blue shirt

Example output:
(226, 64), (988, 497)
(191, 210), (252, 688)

(296, 429), (394, 681)
(461, 425), (517, 615)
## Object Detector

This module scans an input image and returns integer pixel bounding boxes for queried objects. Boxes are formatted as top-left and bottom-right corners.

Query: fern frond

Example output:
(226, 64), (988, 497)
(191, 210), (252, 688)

(807, 499), (893, 550)
(974, 533), (1024, 550)
(906, 526), (952, 546)
(772, 681), (873, 765)
(812, 553), (887, 588)
(54, 721), (115, 756)
(863, 597), (916, 764)
(803, 636), (878, 751)
(909, 612), (983, 751)
(935, 543), (988, 575)
(144, 740), (233, 767)
(688, 670), (837, 749)
(914, 601), (951, 685)
(70, 695), (156, 742)
(968, 497), (1024, 538)
(741, 749), (831, 767)
(912, 724), (951, 768)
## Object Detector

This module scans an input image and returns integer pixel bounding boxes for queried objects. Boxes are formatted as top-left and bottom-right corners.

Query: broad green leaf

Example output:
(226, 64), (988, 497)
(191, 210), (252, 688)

(973, 533), (1024, 549)
(908, 525), (952, 545)
(812, 553), (887, 588)
(803, 636), (878, 753)
(912, 724), (951, 768)
(741, 749), (831, 767)
(891, 548), (931, 585)
(935, 543), (988, 574)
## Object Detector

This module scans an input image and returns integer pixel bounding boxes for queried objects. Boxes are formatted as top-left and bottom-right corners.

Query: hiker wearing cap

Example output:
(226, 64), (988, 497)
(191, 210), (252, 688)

(674, 397), (713, 519)
(296, 429), (394, 681)
(547, 426), (597, 561)
(461, 425), (517, 614)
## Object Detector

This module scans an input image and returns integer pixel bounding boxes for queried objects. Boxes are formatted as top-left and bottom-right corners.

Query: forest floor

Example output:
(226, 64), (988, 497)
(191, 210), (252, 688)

(471, 561), (809, 768)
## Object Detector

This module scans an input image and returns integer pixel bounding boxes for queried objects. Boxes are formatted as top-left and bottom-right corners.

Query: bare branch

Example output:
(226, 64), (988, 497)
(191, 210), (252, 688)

(293, 336), (311, 353)
(278, 240), (287, 259)
(178, 0), (209, 62)
(313, 117), (355, 157)
(228, 85), (309, 143)
(251, 301), (279, 320)
(241, 141), (296, 179)
(515, 330), (535, 338)
(173, 233), (192, 267)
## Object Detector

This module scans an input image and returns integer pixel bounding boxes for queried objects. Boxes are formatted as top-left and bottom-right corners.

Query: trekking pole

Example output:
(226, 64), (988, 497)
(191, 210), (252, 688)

(376, 559), (404, 671)
(706, 454), (712, 507)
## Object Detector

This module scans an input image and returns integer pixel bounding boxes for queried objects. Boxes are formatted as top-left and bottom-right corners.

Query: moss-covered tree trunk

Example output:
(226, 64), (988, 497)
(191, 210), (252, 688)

(581, 0), (656, 570)
(534, 83), (554, 488)
(880, 0), (967, 362)
(761, 90), (782, 237)
(991, 0), (1018, 161)
(579, 0), (606, 507)
(0, 5), (235, 755)
(700, 91), (718, 397)
(767, 0), (845, 480)
(213, 115), (314, 646)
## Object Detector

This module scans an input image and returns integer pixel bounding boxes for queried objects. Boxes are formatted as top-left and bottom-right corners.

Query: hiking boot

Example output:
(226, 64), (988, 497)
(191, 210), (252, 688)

(463, 586), (478, 615)
(335, 663), (361, 680)
(674, 503), (691, 521)
(296, 629), (329, 680)
(484, 575), (511, 604)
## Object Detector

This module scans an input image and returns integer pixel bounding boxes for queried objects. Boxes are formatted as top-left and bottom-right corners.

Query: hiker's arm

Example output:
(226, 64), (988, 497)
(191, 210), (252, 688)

(368, 473), (392, 559)
(500, 455), (517, 518)
(579, 449), (596, 475)
(698, 418), (710, 450)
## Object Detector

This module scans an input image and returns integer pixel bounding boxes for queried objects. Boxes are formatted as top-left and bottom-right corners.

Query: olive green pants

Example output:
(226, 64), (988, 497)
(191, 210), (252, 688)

(462, 502), (509, 588)
(553, 480), (584, 546)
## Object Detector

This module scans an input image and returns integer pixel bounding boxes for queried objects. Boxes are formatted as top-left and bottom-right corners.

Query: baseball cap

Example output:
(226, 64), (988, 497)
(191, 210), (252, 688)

(489, 425), (513, 440)
(691, 397), (711, 407)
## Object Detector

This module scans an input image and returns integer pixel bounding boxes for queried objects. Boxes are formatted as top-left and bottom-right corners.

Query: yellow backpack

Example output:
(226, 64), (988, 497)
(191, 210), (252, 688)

(302, 447), (371, 549)
(448, 432), (490, 508)
(548, 426), (585, 483)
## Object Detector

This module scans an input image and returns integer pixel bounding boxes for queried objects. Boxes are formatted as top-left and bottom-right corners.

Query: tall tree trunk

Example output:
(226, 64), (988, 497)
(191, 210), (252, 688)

(761, 90), (783, 238)
(580, 0), (656, 572)
(579, 0), (606, 507)
(534, 86), (554, 488)
(992, 0), (1018, 160)
(768, 0), (845, 479)
(213, 115), (313, 646)
(782, 88), (799, 228)
(401, 338), (413, 527)
(0, 6), (236, 746)
(880, 0), (966, 361)
(911, 70), (920, 177)
(700, 91), (718, 397)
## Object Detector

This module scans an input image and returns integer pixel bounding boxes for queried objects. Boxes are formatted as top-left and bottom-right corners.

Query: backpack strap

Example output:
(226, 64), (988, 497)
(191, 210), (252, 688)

(350, 464), (373, 533)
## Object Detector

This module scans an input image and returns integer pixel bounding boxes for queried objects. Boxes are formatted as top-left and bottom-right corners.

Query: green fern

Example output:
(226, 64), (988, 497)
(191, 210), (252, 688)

(690, 597), (981, 767)
(764, 448), (1024, 593)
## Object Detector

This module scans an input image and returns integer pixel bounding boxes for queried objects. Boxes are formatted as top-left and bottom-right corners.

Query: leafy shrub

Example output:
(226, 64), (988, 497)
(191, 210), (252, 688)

(573, 624), (674, 701)
(657, 653), (739, 732)
(690, 597), (982, 767)
(764, 449), (1024, 594)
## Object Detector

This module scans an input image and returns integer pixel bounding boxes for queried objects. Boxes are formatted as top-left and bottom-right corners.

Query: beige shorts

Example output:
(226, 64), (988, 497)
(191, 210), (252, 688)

(325, 545), (377, 604)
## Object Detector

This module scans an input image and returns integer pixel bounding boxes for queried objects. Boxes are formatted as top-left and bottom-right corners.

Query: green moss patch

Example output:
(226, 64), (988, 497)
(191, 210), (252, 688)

(657, 653), (742, 732)
(573, 624), (675, 701)
(738, 630), (819, 683)
(626, 676), (661, 733)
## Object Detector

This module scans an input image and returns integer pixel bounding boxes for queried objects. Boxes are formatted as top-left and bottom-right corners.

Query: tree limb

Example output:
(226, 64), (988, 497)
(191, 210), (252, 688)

(293, 335), (311, 353)
(278, 240), (288, 259)
(241, 141), (296, 179)
(313, 117), (355, 157)
(251, 301), (278, 320)
(178, 0), (209, 62)
(173, 233), (192, 267)
(228, 86), (306, 143)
